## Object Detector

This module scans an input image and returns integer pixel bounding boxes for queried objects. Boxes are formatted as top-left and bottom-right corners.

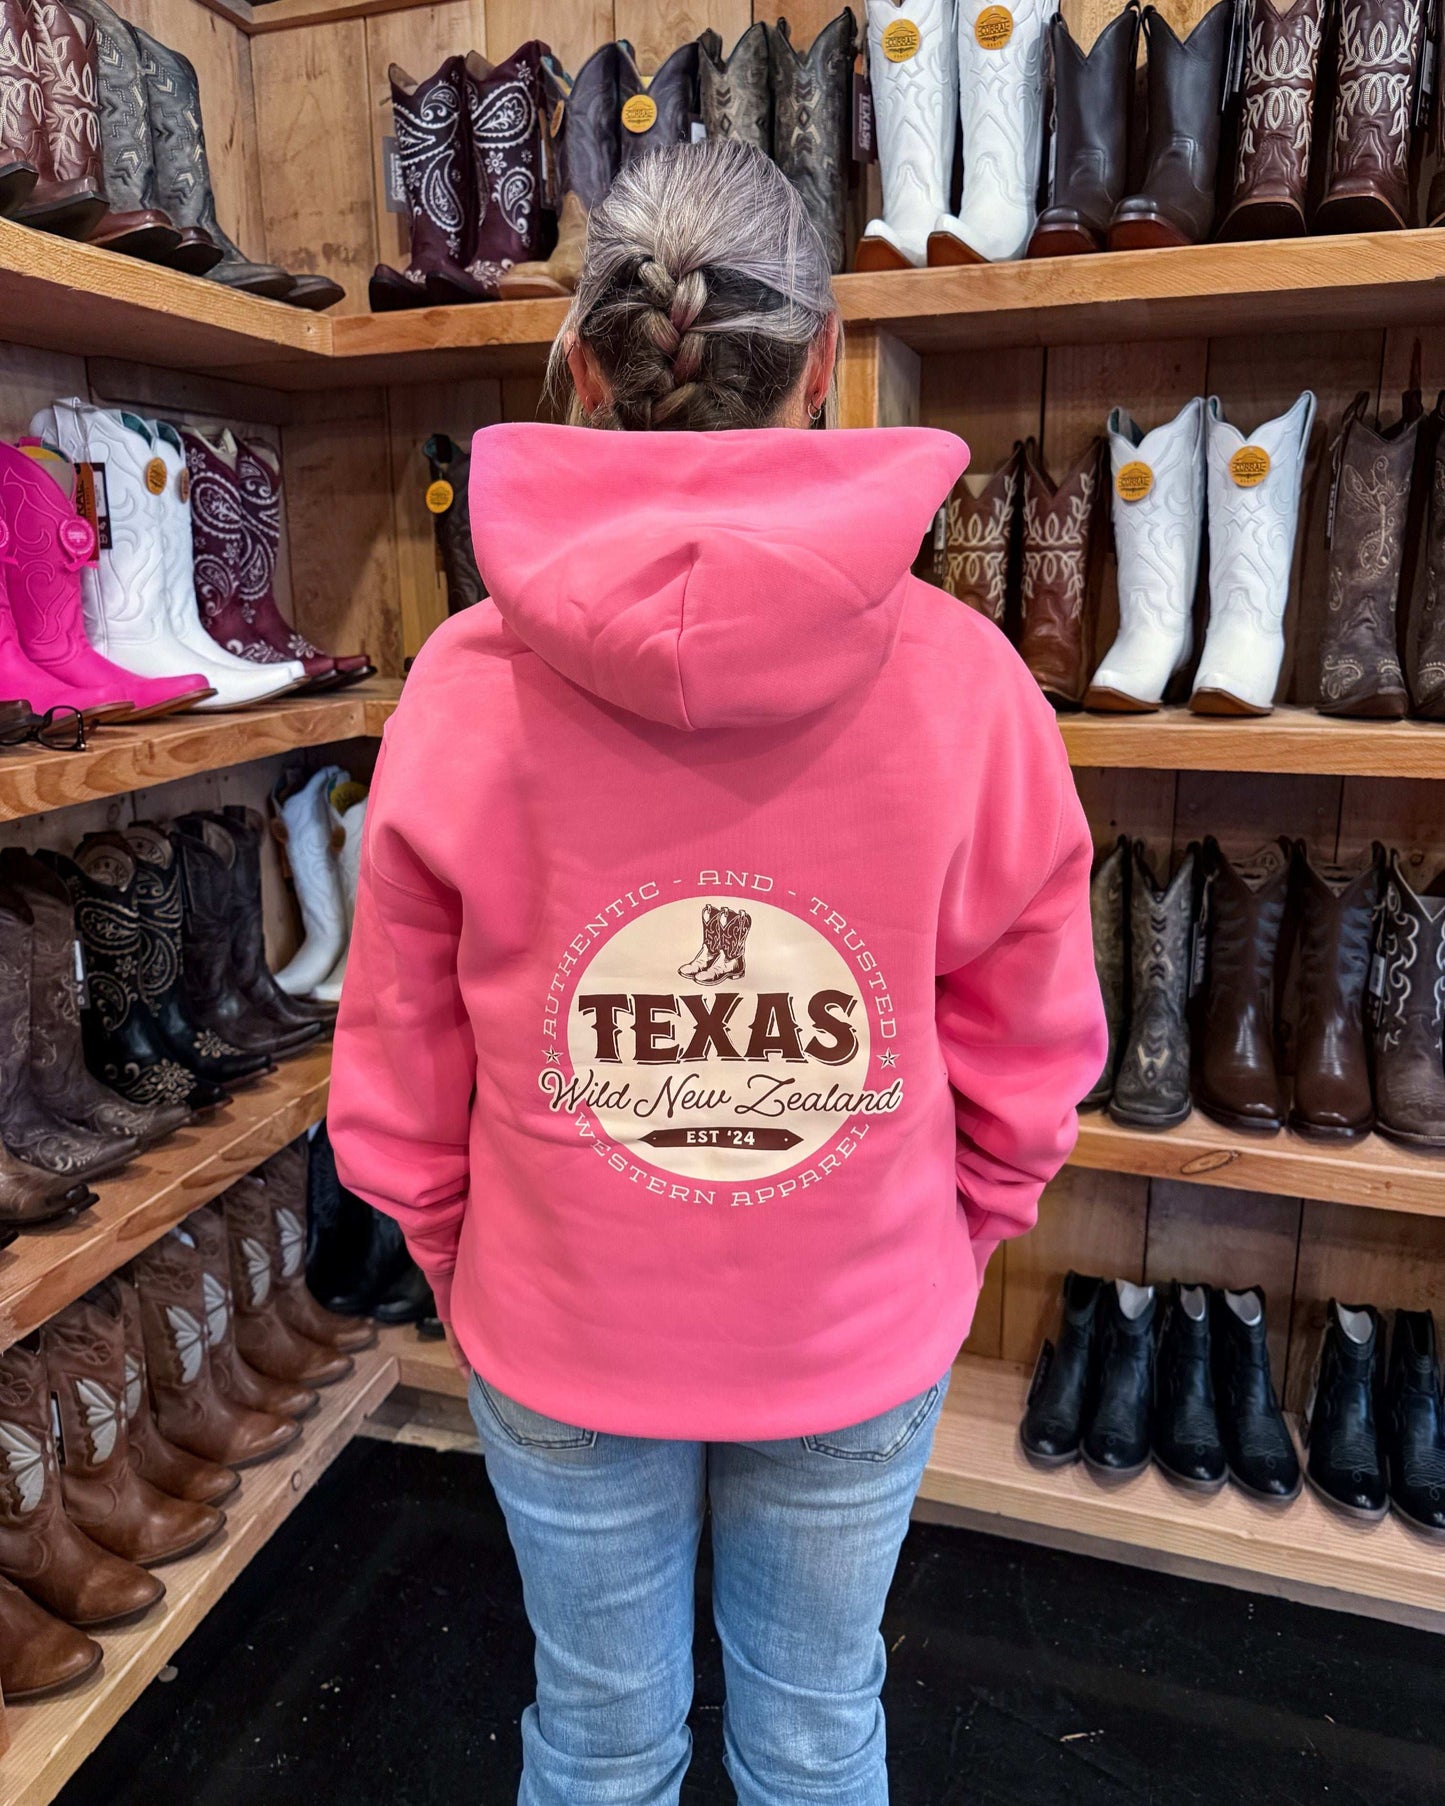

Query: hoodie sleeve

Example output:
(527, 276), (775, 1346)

(328, 740), (476, 1321)
(936, 685), (1106, 1281)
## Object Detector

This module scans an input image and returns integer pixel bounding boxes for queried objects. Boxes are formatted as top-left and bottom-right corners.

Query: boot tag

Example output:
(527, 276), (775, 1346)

(1228, 446), (1271, 488)
(72, 938), (90, 1011)
(381, 136), (407, 213)
(177, 466), (191, 506)
(57, 515), (95, 571)
(621, 92), (657, 132)
(1115, 461), (1153, 502)
(852, 58), (876, 162)
(425, 479), (454, 514)
(974, 7), (1013, 50)
(1189, 873), (1213, 997)
(143, 457), (168, 496)
(74, 460), (110, 554)
(881, 18), (921, 59)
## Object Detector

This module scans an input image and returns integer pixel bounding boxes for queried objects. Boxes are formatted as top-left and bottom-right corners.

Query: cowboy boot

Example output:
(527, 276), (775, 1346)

(39, 843), (228, 1116)
(1383, 1309), (1445, 1538)
(0, 550), (134, 723)
(14, 0), (105, 235)
(1217, 0), (1326, 240)
(1019, 437), (1102, 706)
(679, 904), (725, 979)
(235, 438), (371, 682)
(1152, 1282), (1227, 1493)
(312, 784), (367, 1005)
(115, 1272), (238, 1506)
(1410, 393), (1445, 718)
(858, 0), (956, 268)
(224, 1174), (354, 1387)
(170, 820), (321, 1058)
(270, 768), (351, 998)
(41, 1281), (223, 1565)
(698, 908), (751, 985)
(1195, 838), (1291, 1134)
(262, 1142), (376, 1351)
(501, 43), (623, 299)
(0, 1133), (88, 1228)
(1314, 0), (1427, 232)
(131, 24), (222, 272)
(929, 0), (1054, 265)
(209, 806), (337, 1029)
(1306, 1302), (1388, 1519)
(1086, 399), (1206, 711)
(1290, 841), (1382, 1141)
(0, 441), (210, 718)
(0, 0), (43, 215)
(0, 884), (138, 1181)
(189, 1204), (318, 1420)
(701, 21), (771, 151)
(1029, 3), (1139, 256)
(0, 847), (191, 1144)
(62, 0), (180, 257)
(1109, 0), (1234, 248)
(371, 56), (471, 311)
(938, 442), (1022, 629)
(132, 1226), (301, 1467)
(1109, 842), (1197, 1130)
(769, 12), (856, 275)
(1020, 1271), (1103, 1465)
(1192, 390), (1316, 715)
(111, 824), (271, 1086)
(422, 434), (485, 611)
(0, 1575), (101, 1700)
(1082, 1280), (1156, 1478)
(435, 42), (546, 304)
(0, 1335), (163, 1625)
(1210, 1287), (1301, 1501)
(618, 37), (701, 166)
(1371, 854), (1445, 1147)
(1083, 836), (1129, 1110)
(1318, 391), (1414, 718)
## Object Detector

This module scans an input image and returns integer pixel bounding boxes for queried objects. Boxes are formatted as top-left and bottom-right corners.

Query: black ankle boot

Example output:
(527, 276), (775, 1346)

(1083, 1281), (1156, 1479)
(372, 1258), (436, 1327)
(1384, 1309), (1445, 1538)
(1152, 1282), (1226, 1491)
(1306, 1301), (1388, 1521)
(1210, 1287), (1300, 1502)
(1020, 1271), (1103, 1467)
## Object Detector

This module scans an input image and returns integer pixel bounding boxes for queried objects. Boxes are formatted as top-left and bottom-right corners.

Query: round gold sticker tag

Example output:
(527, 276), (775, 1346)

(1116, 461), (1153, 503)
(425, 479), (454, 515)
(143, 457), (167, 496)
(1228, 445), (1271, 488)
(974, 5), (1014, 49)
(620, 93), (657, 133)
(881, 18), (921, 60)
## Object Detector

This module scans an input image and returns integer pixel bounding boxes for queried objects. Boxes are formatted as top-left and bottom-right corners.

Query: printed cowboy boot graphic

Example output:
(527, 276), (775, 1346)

(698, 910), (752, 985)
(679, 904), (726, 979)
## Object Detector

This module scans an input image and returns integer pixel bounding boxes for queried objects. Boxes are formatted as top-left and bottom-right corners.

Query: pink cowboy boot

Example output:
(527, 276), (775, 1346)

(0, 444), (212, 721)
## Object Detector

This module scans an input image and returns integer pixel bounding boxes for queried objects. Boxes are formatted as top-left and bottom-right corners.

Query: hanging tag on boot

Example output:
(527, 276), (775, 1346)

(1189, 873), (1213, 996)
(75, 461), (110, 554)
(73, 938), (91, 1011)
(382, 136), (407, 213)
(852, 57), (876, 162)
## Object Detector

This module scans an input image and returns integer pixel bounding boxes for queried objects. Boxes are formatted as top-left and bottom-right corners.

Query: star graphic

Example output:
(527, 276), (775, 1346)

(878, 1050), (898, 1070)
(543, 1048), (562, 1066)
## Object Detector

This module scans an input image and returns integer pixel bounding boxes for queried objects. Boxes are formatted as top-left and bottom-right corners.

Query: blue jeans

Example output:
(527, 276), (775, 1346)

(468, 1370), (950, 1806)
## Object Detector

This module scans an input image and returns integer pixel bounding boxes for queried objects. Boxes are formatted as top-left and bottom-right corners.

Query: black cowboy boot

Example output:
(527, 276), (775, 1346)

(1209, 1286), (1301, 1502)
(1384, 1310), (1445, 1538)
(769, 11), (856, 275)
(1083, 836), (1129, 1109)
(205, 809), (336, 1029)
(700, 22), (771, 153)
(1082, 1280), (1156, 1479)
(131, 24), (223, 273)
(1030, 3), (1140, 255)
(423, 435), (485, 612)
(1306, 1300), (1389, 1520)
(1152, 1282), (1226, 1491)
(1020, 1271), (1104, 1467)
(618, 38), (700, 166)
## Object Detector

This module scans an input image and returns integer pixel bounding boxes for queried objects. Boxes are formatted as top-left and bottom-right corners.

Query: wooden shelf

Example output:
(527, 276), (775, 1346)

(1058, 706), (1445, 778)
(377, 1321), (468, 1397)
(0, 1045), (331, 1354)
(0, 681), (399, 825)
(0, 1342), (398, 1806)
(1072, 1111), (1445, 1216)
(918, 1358), (1445, 1630)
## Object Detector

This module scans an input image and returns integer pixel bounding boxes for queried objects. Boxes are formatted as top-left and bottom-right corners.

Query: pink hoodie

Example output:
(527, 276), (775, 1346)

(329, 422), (1105, 1440)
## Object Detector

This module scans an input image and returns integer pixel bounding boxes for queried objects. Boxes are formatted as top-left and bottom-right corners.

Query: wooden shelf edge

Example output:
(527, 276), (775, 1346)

(376, 1322), (469, 1397)
(1, 1344), (398, 1806)
(0, 1046), (332, 1355)
(1057, 706), (1445, 778)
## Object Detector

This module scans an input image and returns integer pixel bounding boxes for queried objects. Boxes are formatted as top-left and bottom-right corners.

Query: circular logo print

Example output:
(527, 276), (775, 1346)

(974, 5), (1014, 49)
(1115, 460), (1154, 503)
(881, 18), (921, 59)
(425, 478), (454, 515)
(59, 516), (94, 564)
(557, 895), (880, 1183)
(143, 457), (167, 496)
(620, 93), (658, 133)
(1228, 445), (1271, 488)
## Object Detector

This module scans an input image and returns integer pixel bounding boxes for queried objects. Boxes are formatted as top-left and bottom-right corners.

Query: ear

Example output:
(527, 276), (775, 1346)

(565, 337), (611, 419)
(805, 315), (840, 414)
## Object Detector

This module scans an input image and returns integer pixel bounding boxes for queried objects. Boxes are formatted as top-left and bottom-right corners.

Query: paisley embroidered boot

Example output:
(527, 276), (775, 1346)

(450, 41), (547, 303)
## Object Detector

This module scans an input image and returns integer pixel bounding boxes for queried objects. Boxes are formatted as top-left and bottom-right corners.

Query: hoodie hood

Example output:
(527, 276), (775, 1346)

(469, 422), (968, 730)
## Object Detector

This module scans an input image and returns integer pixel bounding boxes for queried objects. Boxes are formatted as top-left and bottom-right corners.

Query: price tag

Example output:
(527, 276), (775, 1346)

(1115, 461), (1153, 503)
(881, 18), (920, 59)
(621, 93), (657, 133)
(425, 479), (454, 514)
(974, 5), (1014, 49)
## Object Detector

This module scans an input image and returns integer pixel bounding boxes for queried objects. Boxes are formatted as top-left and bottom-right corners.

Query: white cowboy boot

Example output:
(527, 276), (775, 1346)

(697, 910), (752, 986)
(928, 0), (1056, 264)
(311, 782), (368, 1004)
(1085, 398), (1206, 711)
(678, 904), (723, 980)
(858, 0), (958, 268)
(1192, 391), (1316, 715)
(273, 766), (349, 996)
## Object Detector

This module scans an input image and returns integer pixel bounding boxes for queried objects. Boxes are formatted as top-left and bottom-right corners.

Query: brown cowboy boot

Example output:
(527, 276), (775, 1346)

(115, 1272), (238, 1506)
(41, 1280), (224, 1566)
(1372, 855), (1445, 1149)
(1314, 0), (1427, 233)
(0, 0), (45, 215)
(938, 444), (1022, 630)
(262, 1141), (375, 1351)
(224, 1174), (355, 1387)
(1410, 393), (1445, 719)
(1194, 839), (1291, 1134)
(1290, 841), (1383, 1141)
(1018, 439), (1102, 707)
(0, 1574), (101, 1700)
(0, 1336), (163, 1626)
(13, 0), (106, 235)
(189, 1204), (318, 1420)
(1217, 0), (1325, 240)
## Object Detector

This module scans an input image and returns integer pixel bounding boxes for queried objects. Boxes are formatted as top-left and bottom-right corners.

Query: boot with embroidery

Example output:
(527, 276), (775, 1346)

(223, 1173), (354, 1387)
(1019, 438), (1102, 706)
(857, 0), (956, 268)
(770, 11), (857, 274)
(1408, 392), (1445, 719)
(206, 807), (337, 1031)
(700, 22), (771, 152)
(1372, 854), (1445, 1148)
(1083, 836), (1129, 1110)
(1110, 842), (1197, 1129)
(698, 908), (751, 986)
(263, 1141), (375, 1350)
(188, 1204), (317, 1420)
(1314, 0), (1427, 232)
(938, 443), (1022, 630)
(370, 56), (470, 311)
(0, 0), (43, 215)
(115, 1271), (238, 1506)
(1217, 0), (1326, 240)
(439, 42), (547, 304)
(13, 0), (106, 237)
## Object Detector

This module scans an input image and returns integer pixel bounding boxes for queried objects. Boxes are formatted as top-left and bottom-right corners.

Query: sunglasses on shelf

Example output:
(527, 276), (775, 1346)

(0, 706), (87, 753)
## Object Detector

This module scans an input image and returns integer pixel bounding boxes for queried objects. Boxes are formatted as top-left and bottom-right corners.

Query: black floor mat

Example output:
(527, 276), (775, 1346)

(57, 1437), (1444, 1806)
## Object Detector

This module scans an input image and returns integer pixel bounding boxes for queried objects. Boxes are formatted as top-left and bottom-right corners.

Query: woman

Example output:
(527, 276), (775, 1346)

(330, 140), (1105, 1806)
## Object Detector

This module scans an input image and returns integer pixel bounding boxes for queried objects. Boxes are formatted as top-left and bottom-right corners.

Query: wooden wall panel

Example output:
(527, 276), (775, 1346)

(999, 1168), (1149, 1367)
(486, 0), (612, 71)
(919, 347), (1044, 470)
(252, 21), (379, 314)
(613, 0), (749, 72)
(0, 344), (86, 439)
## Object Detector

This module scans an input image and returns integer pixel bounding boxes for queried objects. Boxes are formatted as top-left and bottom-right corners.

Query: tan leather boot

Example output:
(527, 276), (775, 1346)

(189, 1204), (318, 1420)
(0, 1574), (101, 1701)
(224, 1175), (354, 1387)
(116, 1271), (239, 1506)
(262, 1142), (375, 1352)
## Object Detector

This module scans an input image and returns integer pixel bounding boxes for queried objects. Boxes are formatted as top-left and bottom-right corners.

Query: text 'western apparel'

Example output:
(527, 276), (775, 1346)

(329, 423), (1106, 1441)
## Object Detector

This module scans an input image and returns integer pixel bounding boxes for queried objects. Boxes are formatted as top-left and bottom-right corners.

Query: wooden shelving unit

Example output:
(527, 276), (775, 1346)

(1057, 706), (1445, 778)
(0, 1046), (331, 1355)
(0, 683), (400, 825)
(0, 1342), (398, 1806)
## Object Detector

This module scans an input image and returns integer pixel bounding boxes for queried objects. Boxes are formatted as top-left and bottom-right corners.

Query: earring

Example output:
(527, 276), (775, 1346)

(808, 400), (824, 424)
